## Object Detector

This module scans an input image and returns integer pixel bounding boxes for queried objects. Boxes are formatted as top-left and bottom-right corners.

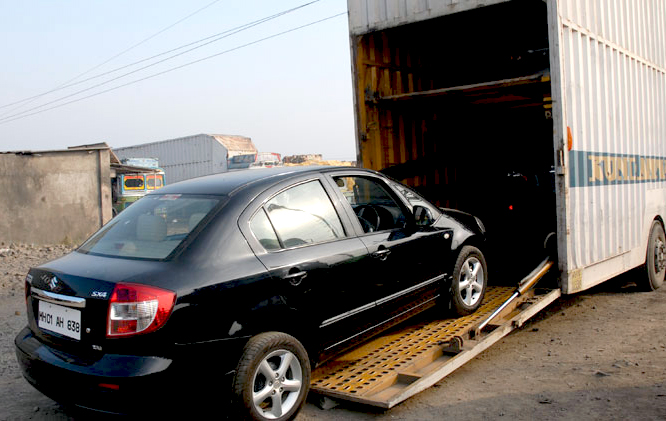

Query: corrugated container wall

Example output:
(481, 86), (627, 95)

(556, 0), (666, 290)
(348, 0), (508, 35)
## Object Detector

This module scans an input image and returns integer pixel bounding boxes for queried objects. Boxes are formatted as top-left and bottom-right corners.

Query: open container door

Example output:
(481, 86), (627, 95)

(551, 0), (666, 293)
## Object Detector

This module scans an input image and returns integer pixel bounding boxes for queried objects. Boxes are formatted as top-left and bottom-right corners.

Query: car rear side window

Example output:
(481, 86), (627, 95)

(250, 209), (281, 251)
(260, 180), (344, 249)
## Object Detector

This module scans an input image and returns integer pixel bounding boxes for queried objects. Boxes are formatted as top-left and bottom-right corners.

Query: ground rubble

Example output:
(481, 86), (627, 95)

(1, 246), (666, 420)
(0, 243), (72, 298)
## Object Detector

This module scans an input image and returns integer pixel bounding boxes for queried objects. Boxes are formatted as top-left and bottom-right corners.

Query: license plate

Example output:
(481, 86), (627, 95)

(38, 301), (82, 340)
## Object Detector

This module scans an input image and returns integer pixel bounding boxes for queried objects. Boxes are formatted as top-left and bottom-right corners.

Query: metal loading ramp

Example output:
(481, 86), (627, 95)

(311, 286), (561, 409)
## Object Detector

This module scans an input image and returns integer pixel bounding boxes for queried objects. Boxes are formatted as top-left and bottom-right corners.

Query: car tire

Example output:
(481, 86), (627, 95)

(450, 246), (487, 316)
(643, 220), (666, 291)
(233, 332), (311, 421)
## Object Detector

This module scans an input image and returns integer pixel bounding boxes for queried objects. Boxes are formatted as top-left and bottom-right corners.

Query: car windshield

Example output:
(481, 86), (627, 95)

(78, 194), (223, 259)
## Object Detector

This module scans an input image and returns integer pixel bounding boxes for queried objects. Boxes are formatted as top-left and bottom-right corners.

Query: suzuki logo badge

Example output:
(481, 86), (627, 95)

(48, 276), (60, 291)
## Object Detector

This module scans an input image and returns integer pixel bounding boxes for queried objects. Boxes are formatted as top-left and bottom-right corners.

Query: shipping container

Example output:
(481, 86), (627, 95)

(348, 0), (666, 293)
(114, 134), (257, 184)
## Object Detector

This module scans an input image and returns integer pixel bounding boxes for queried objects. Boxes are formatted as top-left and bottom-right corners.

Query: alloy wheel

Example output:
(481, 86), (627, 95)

(251, 349), (303, 419)
(458, 257), (485, 307)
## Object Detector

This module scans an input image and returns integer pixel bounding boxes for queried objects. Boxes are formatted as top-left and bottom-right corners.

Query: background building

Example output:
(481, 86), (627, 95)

(114, 134), (257, 184)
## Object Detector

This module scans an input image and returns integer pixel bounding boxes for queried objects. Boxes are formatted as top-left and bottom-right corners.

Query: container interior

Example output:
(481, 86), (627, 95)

(354, 0), (558, 279)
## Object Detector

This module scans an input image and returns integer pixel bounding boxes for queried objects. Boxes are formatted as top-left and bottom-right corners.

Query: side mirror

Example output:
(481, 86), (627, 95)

(413, 205), (435, 227)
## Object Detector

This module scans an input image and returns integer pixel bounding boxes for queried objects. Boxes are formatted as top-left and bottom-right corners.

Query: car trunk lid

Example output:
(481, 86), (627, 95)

(25, 251), (175, 359)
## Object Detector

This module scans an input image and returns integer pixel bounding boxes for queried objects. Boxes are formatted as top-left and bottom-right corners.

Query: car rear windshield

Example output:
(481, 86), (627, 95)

(79, 194), (223, 260)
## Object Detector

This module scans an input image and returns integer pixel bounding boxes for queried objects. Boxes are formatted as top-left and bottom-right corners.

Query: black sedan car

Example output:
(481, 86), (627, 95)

(15, 166), (487, 420)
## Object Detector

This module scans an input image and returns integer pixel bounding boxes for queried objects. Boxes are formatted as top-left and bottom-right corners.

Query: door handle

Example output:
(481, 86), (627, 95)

(372, 248), (391, 260)
(283, 270), (307, 286)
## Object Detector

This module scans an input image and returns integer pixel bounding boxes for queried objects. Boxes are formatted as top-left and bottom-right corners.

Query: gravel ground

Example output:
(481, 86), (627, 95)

(0, 244), (72, 295)
(2, 245), (666, 420)
(0, 244), (72, 421)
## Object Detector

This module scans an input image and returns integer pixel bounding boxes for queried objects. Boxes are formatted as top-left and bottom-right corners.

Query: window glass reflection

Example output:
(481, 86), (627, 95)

(265, 181), (344, 247)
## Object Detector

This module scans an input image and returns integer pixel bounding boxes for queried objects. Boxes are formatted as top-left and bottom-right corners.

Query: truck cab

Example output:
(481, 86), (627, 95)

(111, 158), (165, 216)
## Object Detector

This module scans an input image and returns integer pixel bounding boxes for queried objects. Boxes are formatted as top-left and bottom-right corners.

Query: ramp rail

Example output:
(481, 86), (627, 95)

(311, 270), (560, 408)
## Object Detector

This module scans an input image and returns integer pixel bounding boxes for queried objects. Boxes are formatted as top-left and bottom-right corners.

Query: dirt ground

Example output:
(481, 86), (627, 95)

(2, 244), (666, 420)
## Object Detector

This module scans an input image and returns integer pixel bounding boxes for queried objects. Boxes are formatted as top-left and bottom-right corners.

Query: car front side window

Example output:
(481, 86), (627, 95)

(333, 176), (408, 234)
(387, 180), (441, 220)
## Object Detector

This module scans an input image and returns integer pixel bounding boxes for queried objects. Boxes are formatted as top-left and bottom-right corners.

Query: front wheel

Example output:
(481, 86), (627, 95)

(450, 246), (488, 316)
(233, 332), (310, 421)
(643, 220), (666, 291)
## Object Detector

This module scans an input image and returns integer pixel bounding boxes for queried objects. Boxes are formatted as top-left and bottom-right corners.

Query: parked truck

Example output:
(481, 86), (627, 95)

(228, 152), (283, 170)
(309, 0), (666, 410)
(111, 157), (165, 215)
(348, 0), (665, 294)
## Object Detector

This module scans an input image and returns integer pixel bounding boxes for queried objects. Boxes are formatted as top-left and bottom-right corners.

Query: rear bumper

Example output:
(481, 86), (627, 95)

(14, 326), (239, 415)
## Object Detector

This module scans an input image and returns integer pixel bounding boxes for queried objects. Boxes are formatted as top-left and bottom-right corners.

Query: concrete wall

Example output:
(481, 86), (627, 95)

(0, 149), (112, 245)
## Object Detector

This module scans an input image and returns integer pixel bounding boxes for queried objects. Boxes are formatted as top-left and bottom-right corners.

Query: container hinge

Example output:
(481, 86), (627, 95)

(556, 148), (566, 176)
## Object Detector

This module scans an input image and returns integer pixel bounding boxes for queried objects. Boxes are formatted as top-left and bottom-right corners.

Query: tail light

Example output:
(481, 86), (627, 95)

(24, 278), (31, 304)
(107, 283), (175, 337)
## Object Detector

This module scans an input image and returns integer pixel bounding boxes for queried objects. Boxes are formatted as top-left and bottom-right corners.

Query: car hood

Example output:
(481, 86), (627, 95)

(438, 208), (485, 236)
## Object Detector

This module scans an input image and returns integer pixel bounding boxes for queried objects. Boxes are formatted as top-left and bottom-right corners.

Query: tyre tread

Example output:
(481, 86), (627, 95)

(643, 220), (665, 291)
(232, 332), (310, 421)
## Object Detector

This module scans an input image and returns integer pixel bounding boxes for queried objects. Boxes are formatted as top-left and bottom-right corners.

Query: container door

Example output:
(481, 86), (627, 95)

(551, 0), (666, 292)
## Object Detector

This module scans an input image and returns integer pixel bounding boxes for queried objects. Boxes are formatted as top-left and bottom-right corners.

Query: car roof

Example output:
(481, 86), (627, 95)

(152, 166), (369, 196)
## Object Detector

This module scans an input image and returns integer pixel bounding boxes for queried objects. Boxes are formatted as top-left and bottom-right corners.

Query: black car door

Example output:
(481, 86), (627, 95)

(239, 176), (386, 352)
(325, 173), (450, 319)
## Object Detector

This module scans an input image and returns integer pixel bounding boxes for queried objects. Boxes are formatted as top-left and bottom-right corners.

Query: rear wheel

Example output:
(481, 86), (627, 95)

(233, 332), (310, 421)
(643, 220), (666, 291)
(450, 246), (487, 316)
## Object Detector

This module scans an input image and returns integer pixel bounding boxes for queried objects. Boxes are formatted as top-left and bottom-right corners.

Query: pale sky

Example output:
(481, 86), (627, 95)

(0, 0), (356, 161)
